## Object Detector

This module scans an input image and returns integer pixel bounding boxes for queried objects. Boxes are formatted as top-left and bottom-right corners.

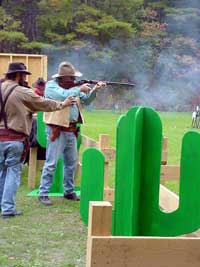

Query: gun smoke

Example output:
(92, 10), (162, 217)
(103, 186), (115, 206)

(42, 1), (200, 112)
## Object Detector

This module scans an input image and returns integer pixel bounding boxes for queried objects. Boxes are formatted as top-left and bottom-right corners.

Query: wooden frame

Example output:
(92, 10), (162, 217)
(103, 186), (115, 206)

(86, 202), (200, 267)
(0, 53), (48, 86)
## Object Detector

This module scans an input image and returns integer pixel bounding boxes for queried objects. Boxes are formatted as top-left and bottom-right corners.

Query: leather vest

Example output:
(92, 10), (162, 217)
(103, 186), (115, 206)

(43, 97), (84, 127)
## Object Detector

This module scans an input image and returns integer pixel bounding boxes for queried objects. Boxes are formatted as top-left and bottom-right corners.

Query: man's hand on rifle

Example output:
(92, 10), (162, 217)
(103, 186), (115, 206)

(93, 81), (107, 90)
(62, 96), (77, 107)
(80, 84), (91, 93)
(80, 81), (107, 93)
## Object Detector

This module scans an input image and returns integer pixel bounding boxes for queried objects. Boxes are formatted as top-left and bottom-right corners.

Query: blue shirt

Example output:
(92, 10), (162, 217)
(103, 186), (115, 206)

(45, 79), (96, 121)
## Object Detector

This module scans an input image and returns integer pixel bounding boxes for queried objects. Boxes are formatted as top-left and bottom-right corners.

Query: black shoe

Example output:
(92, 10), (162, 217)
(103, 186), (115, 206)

(64, 192), (80, 201)
(38, 196), (52, 206)
(2, 210), (23, 219)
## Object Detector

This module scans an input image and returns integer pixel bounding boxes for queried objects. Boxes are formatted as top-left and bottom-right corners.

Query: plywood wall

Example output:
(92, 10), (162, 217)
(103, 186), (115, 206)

(0, 53), (47, 87)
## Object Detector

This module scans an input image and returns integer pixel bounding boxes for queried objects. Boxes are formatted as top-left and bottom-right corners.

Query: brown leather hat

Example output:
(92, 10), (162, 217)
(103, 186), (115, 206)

(5, 62), (31, 75)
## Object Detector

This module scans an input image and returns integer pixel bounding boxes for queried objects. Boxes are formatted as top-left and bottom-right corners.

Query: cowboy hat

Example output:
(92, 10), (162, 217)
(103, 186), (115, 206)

(52, 61), (82, 78)
(5, 62), (31, 75)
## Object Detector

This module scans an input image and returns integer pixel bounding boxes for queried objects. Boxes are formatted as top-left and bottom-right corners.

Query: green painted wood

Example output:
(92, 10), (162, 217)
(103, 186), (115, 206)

(80, 148), (104, 225)
(137, 107), (163, 235)
(113, 106), (200, 237)
(113, 106), (143, 236)
(142, 131), (200, 236)
(37, 112), (46, 148)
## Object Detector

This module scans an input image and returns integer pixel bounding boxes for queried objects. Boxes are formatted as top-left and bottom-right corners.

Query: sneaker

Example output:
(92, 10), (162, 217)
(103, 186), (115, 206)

(38, 196), (52, 206)
(2, 210), (23, 219)
(64, 192), (80, 201)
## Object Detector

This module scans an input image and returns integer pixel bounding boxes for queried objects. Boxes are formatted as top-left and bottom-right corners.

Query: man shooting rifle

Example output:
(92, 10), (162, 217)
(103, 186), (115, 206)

(38, 61), (106, 205)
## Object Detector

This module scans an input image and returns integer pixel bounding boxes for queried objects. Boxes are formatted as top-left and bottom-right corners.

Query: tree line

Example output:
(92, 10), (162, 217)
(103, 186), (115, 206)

(0, 0), (185, 52)
(1, 0), (200, 110)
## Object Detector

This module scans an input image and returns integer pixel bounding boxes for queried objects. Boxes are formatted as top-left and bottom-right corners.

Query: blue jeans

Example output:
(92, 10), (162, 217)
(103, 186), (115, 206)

(0, 141), (23, 214)
(39, 126), (77, 196)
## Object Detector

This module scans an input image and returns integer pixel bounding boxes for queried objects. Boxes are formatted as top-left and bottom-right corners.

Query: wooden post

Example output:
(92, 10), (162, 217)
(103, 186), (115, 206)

(99, 134), (110, 188)
(160, 165), (180, 184)
(86, 201), (112, 267)
(28, 147), (38, 189)
(162, 137), (168, 165)
(74, 161), (82, 183)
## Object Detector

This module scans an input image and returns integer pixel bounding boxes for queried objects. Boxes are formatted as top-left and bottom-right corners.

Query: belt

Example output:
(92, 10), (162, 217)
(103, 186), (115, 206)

(48, 123), (78, 141)
(60, 125), (77, 132)
(48, 123), (77, 132)
(0, 128), (27, 141)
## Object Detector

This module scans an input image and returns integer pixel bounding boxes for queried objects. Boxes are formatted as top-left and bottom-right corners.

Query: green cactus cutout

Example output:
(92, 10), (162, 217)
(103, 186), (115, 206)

(80, 148), (104, 224)
(81, 106), (200, 237)
(113, 106), (144, 236)
(37, 112), (46, 148)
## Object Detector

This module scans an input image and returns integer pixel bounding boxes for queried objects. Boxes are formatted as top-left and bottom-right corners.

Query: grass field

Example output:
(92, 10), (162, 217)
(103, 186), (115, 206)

(0, 109), (196, 267)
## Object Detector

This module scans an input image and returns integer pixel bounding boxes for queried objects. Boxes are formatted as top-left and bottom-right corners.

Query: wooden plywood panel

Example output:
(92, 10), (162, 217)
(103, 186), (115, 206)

(89, 236), (200, 267)
(12, 55), (27, 63)
(81, 135), (99, 148)
(159, 184), (179, 212)
(43, 55), (48, 80)
(27, 56), (43, 86)
(0, 55), (11, 78)
(0, 53), (47, 86)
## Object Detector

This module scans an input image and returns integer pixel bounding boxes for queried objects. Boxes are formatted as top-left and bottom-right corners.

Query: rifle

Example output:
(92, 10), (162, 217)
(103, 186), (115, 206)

(75, 79), (135, 87)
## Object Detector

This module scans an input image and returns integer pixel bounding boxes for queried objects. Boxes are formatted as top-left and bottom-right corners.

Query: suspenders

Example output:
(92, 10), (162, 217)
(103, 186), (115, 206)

(0, 83), (18, 128)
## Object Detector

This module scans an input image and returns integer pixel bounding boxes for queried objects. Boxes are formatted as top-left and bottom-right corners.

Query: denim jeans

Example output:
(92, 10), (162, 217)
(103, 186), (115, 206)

(0, 141), (23, 214)
(39, 125), (77, 196)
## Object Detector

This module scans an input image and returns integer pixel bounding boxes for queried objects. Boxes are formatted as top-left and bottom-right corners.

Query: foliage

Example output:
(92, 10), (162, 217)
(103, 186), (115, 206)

(0, 30), (27, 52)
(97, 17), (135, 42)
(21, 41), (45, 53)
(0, 0), (200, 110)
(0, 6), (21, 31)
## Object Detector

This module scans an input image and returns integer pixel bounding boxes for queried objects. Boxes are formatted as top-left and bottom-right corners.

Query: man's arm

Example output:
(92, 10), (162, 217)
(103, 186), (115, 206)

(80, 82), (106, 105)
(45, 80), (81, 101)
(19, 86), (74, 112)
(80, 89), (97, 105)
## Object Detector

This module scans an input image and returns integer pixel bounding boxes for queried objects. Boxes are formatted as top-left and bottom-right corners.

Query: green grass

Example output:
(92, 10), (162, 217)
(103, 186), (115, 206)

(82, 110), (194, 165)
(0, 109), (197, 266)
(0, 183), (87, 267)
(160, 112), (196, 164)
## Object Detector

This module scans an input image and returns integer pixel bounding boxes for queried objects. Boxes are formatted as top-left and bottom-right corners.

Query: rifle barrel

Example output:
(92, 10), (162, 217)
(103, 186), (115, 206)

(77, 80), (135, 87)
(106, 81), (135, 86)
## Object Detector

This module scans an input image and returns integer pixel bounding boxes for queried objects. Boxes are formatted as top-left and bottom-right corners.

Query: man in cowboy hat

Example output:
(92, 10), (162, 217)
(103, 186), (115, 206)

(0, 62), (75, 218)
(38, 61), (106, 205)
